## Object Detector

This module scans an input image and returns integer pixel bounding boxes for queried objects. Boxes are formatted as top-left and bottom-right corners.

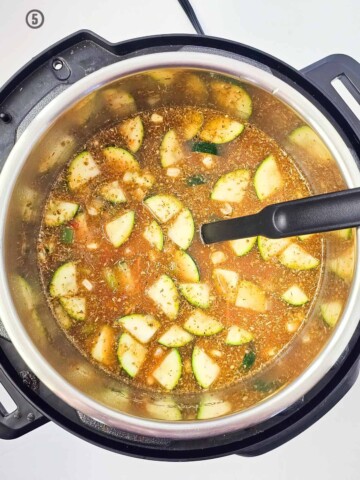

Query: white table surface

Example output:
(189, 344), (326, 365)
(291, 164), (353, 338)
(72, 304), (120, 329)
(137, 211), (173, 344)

(0, 0), (359, 477)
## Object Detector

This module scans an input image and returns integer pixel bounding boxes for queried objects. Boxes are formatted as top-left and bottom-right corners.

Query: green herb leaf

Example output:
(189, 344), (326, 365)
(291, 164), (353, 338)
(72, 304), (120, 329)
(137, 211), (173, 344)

(192, 142), (218, 155)
(242, 350), (256, 369)
(186, 174), (207, 187)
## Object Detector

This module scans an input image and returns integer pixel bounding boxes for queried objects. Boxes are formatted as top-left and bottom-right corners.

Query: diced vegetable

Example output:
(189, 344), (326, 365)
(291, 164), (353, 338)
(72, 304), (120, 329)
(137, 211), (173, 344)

(181, 110), (204, 140)
(186, 174), (207, 186)
(148, 70), (177, 85)
(182, 74), (208, 103)
(44, 200), (79, 227)
(123, 171), (155, 188)
(118, 333), (147, 377)
(59, 296), (86, 320)
(160, 130), (183, 167)
(288, 126), (331, 162)
(192, 142), (218, 155)
(226, 326), (253, 345)
(147, 275), (179, 320)
(143, 220), (163, 251)
(103, 146), (139, 171)
(167, 209), (195, 250)
(279, 244), (319, 270)
(213, 268), (239, 303)
(60, 226), (74, 244)
(144, 194), (182, 223)
(235, 280), (267, 313)
(321, 301), (343, 327)
(158, 325), (193, 347)
(183, 310), (223, 336)
(173, 250), (200, 283)
(118, 314), (160, 344)
(153, 349), (182, 390)
(50, 262), (78, 298)
(230, 237), (257, 256)
(105, 211), (135, 247)
(192, 346), (220, 389)
(210, 80), (252, 120)
(210, 251), (226, 265)
(197, 396), (232, 420)
(179, 283), (211, 309)
(146, 399), (182, 421)
(199, 117), (244, 144)
(211, 169), (250, 203)
(118, 115), (144, 153)
(103, 267), (119, 291)
(281, 285), (309, 306)
(254, 155), (283, 200)
(242, 350), (256, 369)
(12, 275), (37, 310)
(91, 325), (115, 365)
(257, 236), (291, 261)
(68, 151), (100, 191)
(329, 248), (354, 283)
(100, 181), (127, 204)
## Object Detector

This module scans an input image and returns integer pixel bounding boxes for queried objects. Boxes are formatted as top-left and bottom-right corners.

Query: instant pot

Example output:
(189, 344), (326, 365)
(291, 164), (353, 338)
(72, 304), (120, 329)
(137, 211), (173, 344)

(0, 14), (359, 460)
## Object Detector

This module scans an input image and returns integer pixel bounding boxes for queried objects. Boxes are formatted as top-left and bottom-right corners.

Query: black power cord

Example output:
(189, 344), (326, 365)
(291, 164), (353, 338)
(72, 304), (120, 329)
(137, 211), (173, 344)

(177, 0), (205, 35)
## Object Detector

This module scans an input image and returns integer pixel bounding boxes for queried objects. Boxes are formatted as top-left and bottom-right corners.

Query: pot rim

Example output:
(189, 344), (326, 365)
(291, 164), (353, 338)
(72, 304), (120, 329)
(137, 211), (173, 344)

(0, 50), (359, 440)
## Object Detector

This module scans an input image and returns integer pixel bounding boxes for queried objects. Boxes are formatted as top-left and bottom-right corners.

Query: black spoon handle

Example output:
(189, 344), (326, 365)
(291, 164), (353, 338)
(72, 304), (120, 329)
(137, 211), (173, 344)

(201, 187), (360, 244)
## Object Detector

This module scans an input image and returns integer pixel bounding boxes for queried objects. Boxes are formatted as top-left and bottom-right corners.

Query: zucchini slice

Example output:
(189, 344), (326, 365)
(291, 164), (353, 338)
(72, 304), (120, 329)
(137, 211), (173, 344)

(143, 220), (164, 251)
(50, 262), (78, 298)
(199, 117), (244, 144)
(182, 74), (208, 102)
(103, 146), (139, 171)
(144, 194), (182, 223)
(44, 200), (79, 227)
(288, 126), (331, 162)
(213, 268), (239, 303)
(167, 209), (195, 250)
(332, 228), (352, 240)
(91, 325), (115, 365)
(118, 314), (160, 344)
(147, 274), (179, 320)
(158, 325), (193, 347)
(197, 396), (232, 420)
(181, 110), (204, 140)
(102, 89), (136, 115)
(103, 267), (119, 291)
(254, 155), (283, 200)
(235, 280), (267, 313)
(225, 326), (253, 345)
(192, 346), (220, 389)
(148, 69), (177, 85)
(146, 399), (182, 421)
(211, 169), (250, 203)
(210, 80), (252, 120)
(173, 250), (200, 283)
(100, 181), (127, 204)
(105, 211), (135, 247)
(321, 301), (342, 328)
(118, 115), (144, 153)
(68, 151), (100, 191)
(179, 283), (211, 309)
(184, 310), (223, 336)
(230, 237), (257, 256)
(279, 244), (319, 270)
(160, 130), (183, 168)
(59, 296), (86, 320)
(281, 285), (309, 306)
(123, 171), (155, 188)
(118, 333), (147, 378)
(153, 349), (182, 390)
(329, 248), (354, 283)
(192, 142), (218, 155)
(258, 236), (291, 261)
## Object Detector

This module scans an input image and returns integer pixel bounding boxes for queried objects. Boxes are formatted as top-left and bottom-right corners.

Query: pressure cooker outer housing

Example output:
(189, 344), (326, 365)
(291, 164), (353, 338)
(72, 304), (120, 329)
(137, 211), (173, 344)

(0, 33), (359, 460)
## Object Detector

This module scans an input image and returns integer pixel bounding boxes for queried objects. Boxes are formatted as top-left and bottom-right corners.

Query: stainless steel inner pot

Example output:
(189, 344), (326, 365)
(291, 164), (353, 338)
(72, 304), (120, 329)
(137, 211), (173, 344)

(0, 50), (359, 440)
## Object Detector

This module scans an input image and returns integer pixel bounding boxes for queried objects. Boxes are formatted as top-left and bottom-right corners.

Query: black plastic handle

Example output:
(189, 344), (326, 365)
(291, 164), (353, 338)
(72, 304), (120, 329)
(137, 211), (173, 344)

(0, 362), (48, 439)
(301, 54), (360, 135)
(201, 188), (360, 244)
